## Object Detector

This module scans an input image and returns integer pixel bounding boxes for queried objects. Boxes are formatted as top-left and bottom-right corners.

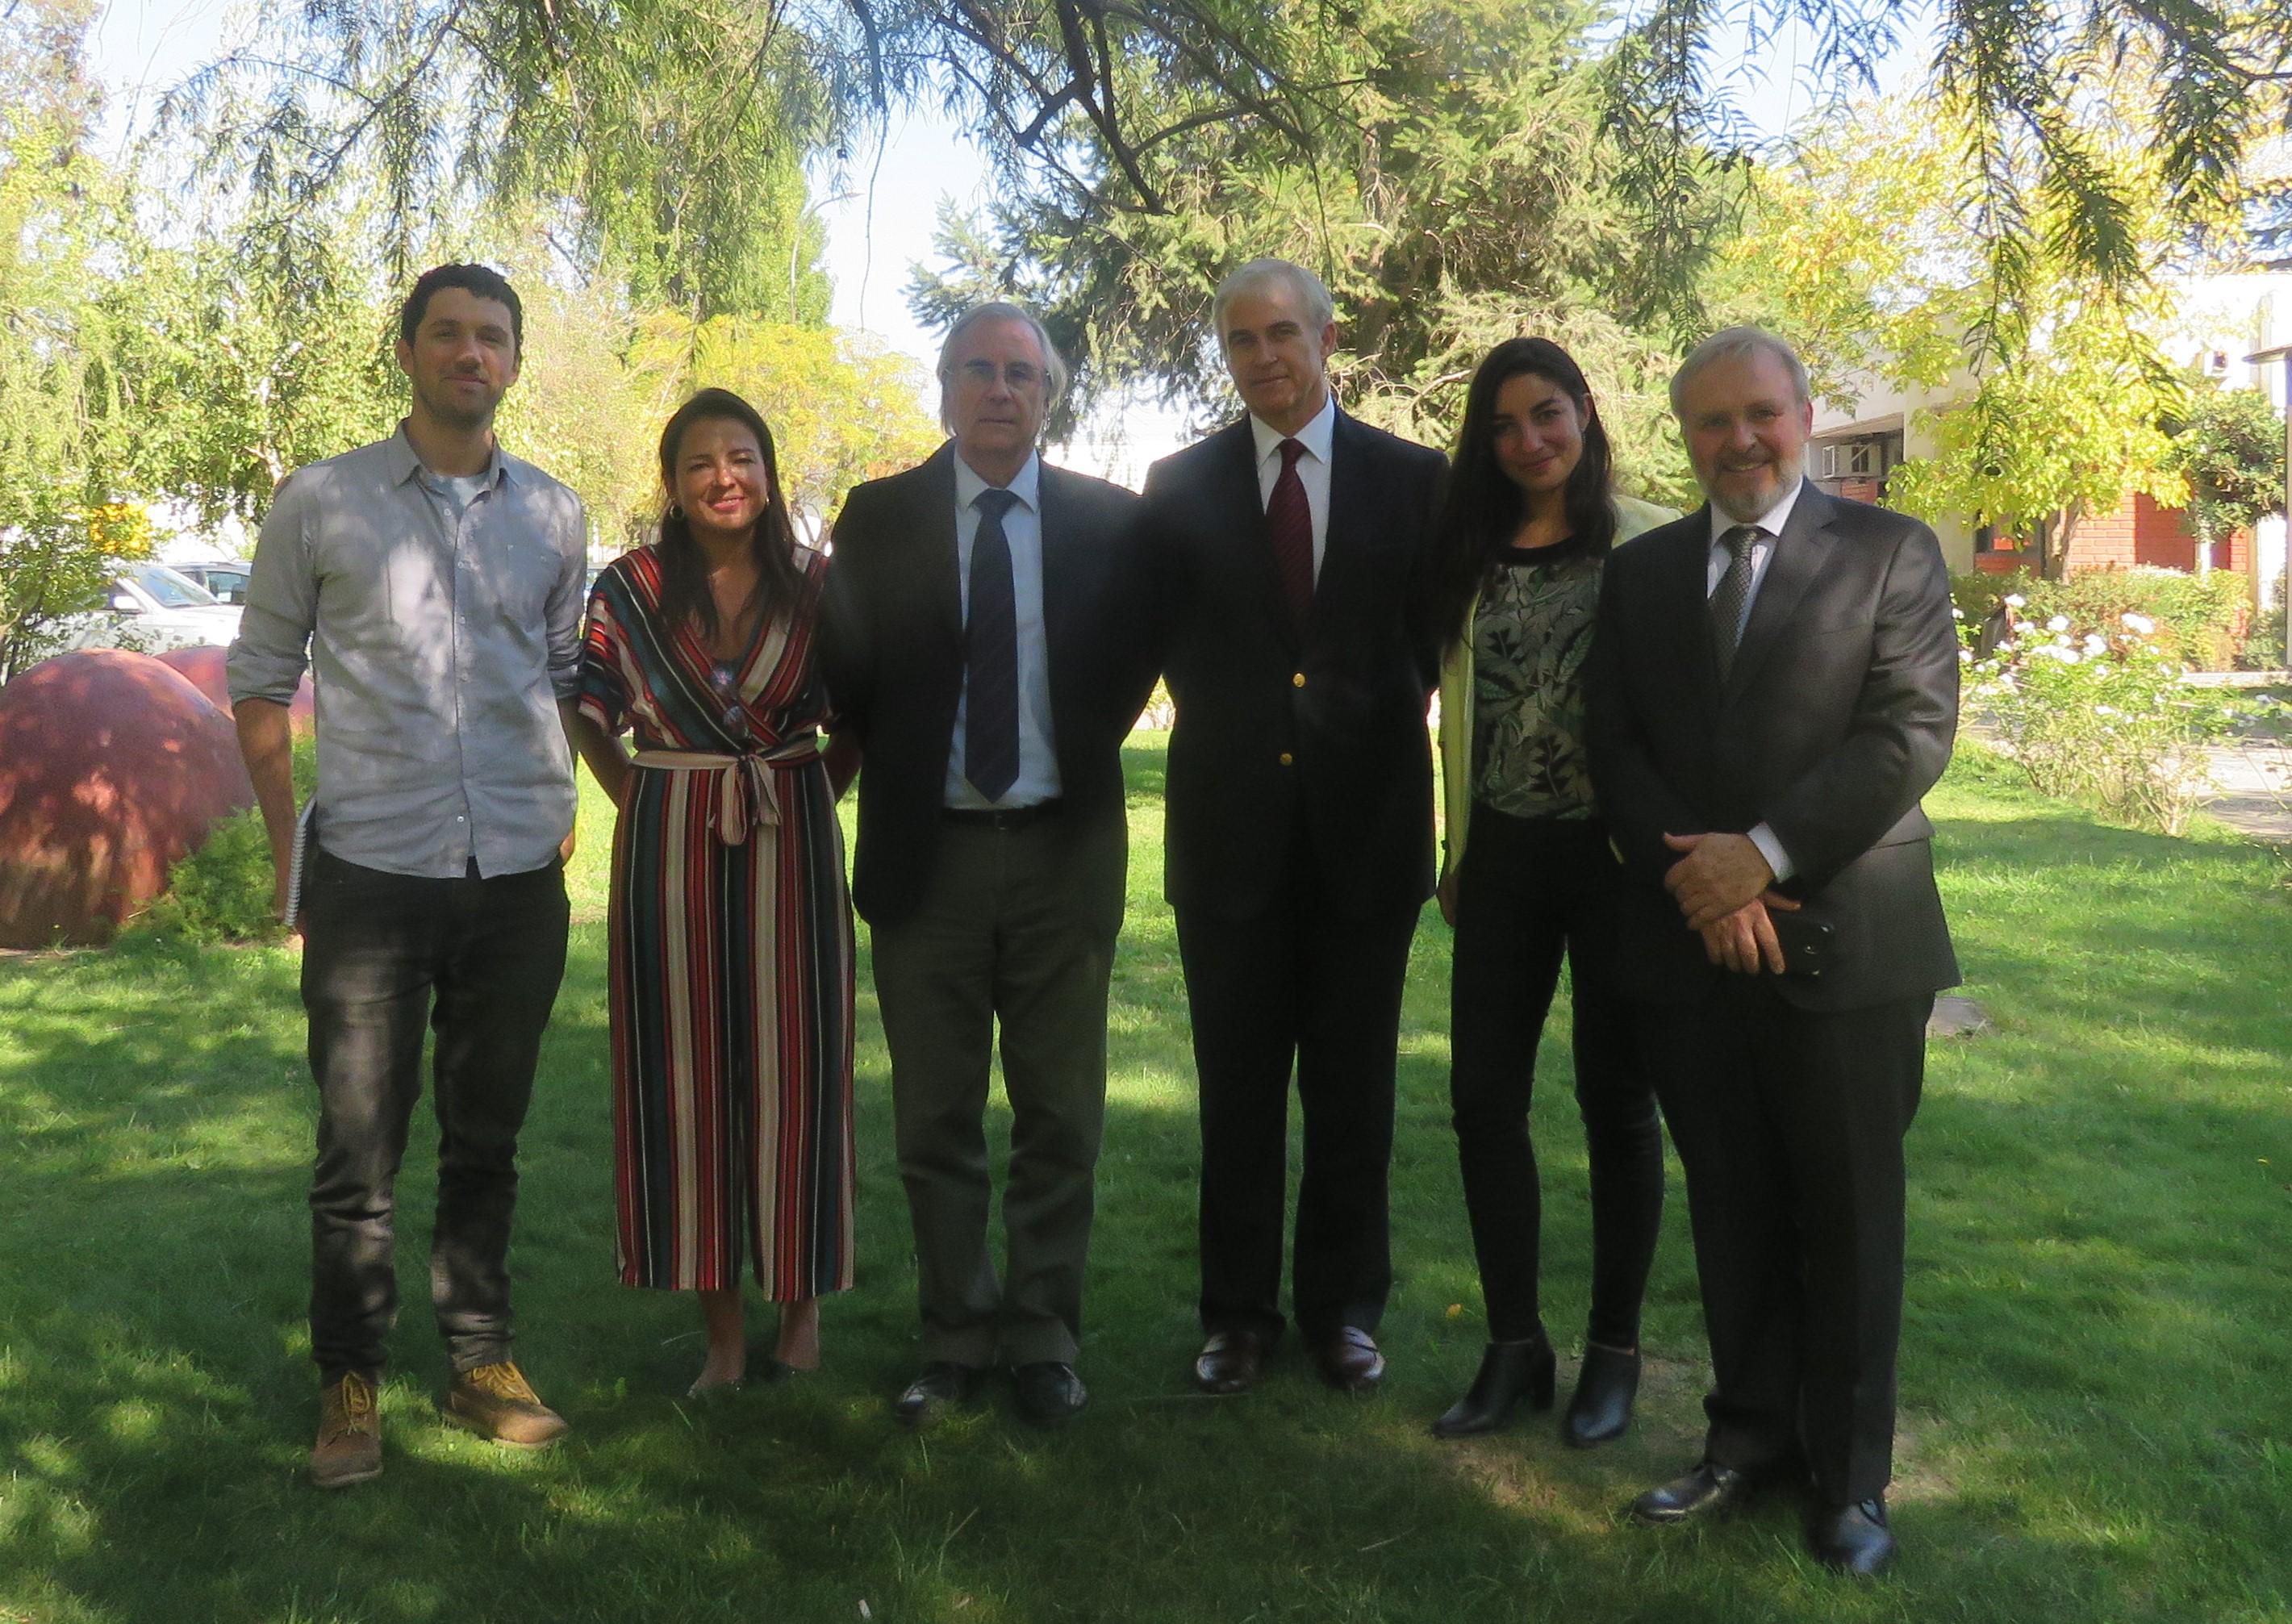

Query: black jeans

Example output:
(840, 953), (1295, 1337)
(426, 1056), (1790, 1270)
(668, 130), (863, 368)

(1448, 809), (1662, 1347)
(300, 846), (569, 1380)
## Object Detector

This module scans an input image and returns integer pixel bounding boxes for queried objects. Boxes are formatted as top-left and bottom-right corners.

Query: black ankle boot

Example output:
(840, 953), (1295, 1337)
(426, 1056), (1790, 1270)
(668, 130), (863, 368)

(1431, 1338), (1556, 1438)
(1563, 1342), (1641, 1447)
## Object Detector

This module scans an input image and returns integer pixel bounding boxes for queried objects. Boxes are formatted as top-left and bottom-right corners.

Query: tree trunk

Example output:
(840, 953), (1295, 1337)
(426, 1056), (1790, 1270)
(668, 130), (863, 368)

(2044, 501), (2084, 582)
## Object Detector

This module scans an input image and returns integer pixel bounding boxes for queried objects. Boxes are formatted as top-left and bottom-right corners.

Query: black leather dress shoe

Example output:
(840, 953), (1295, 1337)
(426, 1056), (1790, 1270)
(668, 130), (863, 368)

(1315, 1327), (1385, 1394)
(1011, 1362), (1088, 1426)
(1808, 1498), (1895, 1576)
(893, 1362), (983, 1428)
(1431, 1338), (1555, 1437)
(1563, 1343), (1641, 1448)
(1629, 1460), (1760, 1525)
(1192, 1331), (1271, 1395)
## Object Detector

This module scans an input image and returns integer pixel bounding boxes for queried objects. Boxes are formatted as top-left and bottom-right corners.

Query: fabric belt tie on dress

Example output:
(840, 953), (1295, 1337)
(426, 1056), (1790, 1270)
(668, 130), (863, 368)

(628, 734), (823, 844)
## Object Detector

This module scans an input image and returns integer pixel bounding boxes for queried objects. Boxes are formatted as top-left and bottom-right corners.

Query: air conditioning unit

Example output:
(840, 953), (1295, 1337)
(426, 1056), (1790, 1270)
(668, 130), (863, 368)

(1815, 440), (1880, 479)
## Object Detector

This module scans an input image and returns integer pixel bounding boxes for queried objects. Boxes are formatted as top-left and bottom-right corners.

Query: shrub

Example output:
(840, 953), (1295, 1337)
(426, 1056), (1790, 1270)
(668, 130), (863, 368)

(132, 733), (319, 946)
(1970, 610), (2269, 834)
(1950, 567), (2247, 669)
(2240, 570), (2286, 671)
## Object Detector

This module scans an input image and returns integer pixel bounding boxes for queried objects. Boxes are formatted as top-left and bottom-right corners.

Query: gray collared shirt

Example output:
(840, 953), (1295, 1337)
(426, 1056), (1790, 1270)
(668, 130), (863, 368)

(227, 424), (587, 878)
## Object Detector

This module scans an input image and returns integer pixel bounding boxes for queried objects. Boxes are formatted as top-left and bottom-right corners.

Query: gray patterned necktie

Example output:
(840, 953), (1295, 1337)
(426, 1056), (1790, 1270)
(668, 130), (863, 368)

(1709, 524), (1760, 678)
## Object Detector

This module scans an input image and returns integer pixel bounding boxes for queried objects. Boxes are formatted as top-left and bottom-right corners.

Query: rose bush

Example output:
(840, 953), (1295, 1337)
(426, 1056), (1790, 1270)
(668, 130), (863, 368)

(1968, 604), (2273, 834)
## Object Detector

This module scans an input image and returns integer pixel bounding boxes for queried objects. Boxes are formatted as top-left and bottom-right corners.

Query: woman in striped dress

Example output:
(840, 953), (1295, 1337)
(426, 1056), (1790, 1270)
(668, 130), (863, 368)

(571, 388), (858, 1394)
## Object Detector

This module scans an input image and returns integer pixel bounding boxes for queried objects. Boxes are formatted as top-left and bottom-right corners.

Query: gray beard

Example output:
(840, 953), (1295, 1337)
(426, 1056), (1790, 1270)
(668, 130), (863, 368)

(1709, 454), (1804, 524)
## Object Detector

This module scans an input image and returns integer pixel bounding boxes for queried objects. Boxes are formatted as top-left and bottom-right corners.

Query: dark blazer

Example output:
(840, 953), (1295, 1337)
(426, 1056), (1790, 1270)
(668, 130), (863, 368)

(1585, 481), (1960, 1012)
(818, 444), (1143, 927)
(1128, 410), (1447, 921)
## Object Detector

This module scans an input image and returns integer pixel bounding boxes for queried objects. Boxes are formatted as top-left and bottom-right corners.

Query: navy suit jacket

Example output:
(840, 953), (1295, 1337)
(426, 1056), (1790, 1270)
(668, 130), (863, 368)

(1125, 410), (1446, 921)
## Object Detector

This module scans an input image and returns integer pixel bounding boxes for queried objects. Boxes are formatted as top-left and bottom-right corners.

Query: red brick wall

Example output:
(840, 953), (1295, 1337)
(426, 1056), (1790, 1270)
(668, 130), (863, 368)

(2064, 494), (2252, 577)
(2068, 495), (2141, 573)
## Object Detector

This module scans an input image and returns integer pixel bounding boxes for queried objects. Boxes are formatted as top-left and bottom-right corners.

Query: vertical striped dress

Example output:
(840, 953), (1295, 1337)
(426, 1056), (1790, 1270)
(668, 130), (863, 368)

(578, 545), (855, 1300)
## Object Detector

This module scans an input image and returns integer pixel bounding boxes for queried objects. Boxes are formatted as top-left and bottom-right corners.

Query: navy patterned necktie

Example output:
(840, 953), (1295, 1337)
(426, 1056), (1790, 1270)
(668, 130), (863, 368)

(1267, 438), (1313, 620)
(1710, 524), (1760, 678)
(964, 486), (1021, 802)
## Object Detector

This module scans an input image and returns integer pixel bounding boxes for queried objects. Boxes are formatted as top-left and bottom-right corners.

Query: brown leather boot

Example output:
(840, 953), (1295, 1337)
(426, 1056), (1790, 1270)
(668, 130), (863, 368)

(311, 1371), (382, 1488)
(444, 1360), (570, 1448)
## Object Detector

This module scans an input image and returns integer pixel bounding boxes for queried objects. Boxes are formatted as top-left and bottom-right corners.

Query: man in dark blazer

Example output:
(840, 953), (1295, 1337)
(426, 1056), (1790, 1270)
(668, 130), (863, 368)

(818, 303), (1142, 1428)
(1126, 258), (1446, 1396)
(1586, 327), (1959, 1576)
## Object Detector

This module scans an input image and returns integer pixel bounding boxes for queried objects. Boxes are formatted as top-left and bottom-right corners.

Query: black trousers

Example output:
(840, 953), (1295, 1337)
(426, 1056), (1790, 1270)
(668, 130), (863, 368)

(1641, 981), (1931, 1504)
(1175, 825), (1421, 1343)
(1448, 811), (1663, 1348)
(300, 846), (570, 1380)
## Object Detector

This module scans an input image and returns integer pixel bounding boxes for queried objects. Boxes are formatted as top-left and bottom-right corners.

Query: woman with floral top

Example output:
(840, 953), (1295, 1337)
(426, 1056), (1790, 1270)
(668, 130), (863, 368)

(1416, 339), (1677, 1445)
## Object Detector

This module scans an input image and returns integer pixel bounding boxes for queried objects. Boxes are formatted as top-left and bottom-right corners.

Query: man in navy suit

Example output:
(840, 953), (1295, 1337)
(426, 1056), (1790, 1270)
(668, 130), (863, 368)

(1588, 328), (1960, 1575)
(820, 303), (1142, 1429)
(1126, 259), (1446, 1396)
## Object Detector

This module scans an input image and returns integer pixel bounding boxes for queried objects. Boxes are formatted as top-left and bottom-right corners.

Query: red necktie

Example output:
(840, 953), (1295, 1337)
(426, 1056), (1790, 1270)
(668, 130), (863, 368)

(1267, 438), (1313, 621)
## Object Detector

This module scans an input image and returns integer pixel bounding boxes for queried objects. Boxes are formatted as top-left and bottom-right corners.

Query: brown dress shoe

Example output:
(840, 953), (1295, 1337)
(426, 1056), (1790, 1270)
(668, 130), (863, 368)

(311, 1370), (382, 1488)
(1315, 1327), (1385, 1393)
(1192, 1330), (1271, 1394)
(445, 1360), (570, 1448)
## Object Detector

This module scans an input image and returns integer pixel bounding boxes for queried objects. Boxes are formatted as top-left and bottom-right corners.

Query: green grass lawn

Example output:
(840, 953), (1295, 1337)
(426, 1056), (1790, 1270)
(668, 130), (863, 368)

(3, 738), (2290, 1623)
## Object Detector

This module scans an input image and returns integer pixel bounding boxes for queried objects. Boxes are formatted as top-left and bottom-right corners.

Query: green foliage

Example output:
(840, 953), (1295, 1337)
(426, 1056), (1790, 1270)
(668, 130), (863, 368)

(101, 224), (404, 522)
(620, 315), (943, 539)
(2165, 382), (2289, 548)
(144, 0), (2290, 375)
(1732, 99), (2200, 582)
(159, 0), (841, 319)
(2243, 570), (2288, 670)
(1952, 567), (2248, 669)
(0, 5), (148, 679)
(908, 0), (1725, 485)
(131, 735), (319, 947)
(1971, 607), (2265, 831)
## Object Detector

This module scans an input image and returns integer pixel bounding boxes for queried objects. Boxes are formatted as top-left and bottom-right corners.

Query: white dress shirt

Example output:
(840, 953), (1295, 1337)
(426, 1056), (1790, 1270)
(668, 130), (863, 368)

(1703, 478), (1808, 882)
(945, 449), (1063, 808)
(1250, 392), (1337, 582)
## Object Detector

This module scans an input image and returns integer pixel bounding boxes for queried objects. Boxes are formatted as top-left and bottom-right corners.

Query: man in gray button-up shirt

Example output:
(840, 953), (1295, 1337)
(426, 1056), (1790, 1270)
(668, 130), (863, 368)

(227, 263), (587, 1488)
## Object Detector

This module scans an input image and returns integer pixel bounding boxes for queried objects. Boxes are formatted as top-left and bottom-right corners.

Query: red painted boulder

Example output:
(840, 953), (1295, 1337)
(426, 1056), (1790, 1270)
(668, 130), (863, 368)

(0, 649), (256, 946)
(155, 645), (315, 731)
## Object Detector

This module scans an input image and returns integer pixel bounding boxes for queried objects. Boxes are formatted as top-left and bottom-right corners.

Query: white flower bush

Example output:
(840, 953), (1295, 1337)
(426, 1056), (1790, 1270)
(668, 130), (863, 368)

(1968, 614), (2273, 834)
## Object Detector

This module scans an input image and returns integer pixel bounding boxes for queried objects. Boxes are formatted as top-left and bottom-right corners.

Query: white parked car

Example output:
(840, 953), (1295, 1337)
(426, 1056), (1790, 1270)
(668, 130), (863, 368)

(53, 561), (244, 655)
(173, 559), (253, 605)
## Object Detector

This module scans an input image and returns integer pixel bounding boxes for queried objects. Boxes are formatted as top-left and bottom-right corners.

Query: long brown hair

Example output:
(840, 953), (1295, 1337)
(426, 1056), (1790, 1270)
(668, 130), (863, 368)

(654, 387), (810, 643)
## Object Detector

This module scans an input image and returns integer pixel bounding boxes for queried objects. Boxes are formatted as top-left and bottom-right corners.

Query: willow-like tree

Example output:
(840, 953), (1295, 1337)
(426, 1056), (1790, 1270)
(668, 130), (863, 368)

(155, 0), (2288, 355)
